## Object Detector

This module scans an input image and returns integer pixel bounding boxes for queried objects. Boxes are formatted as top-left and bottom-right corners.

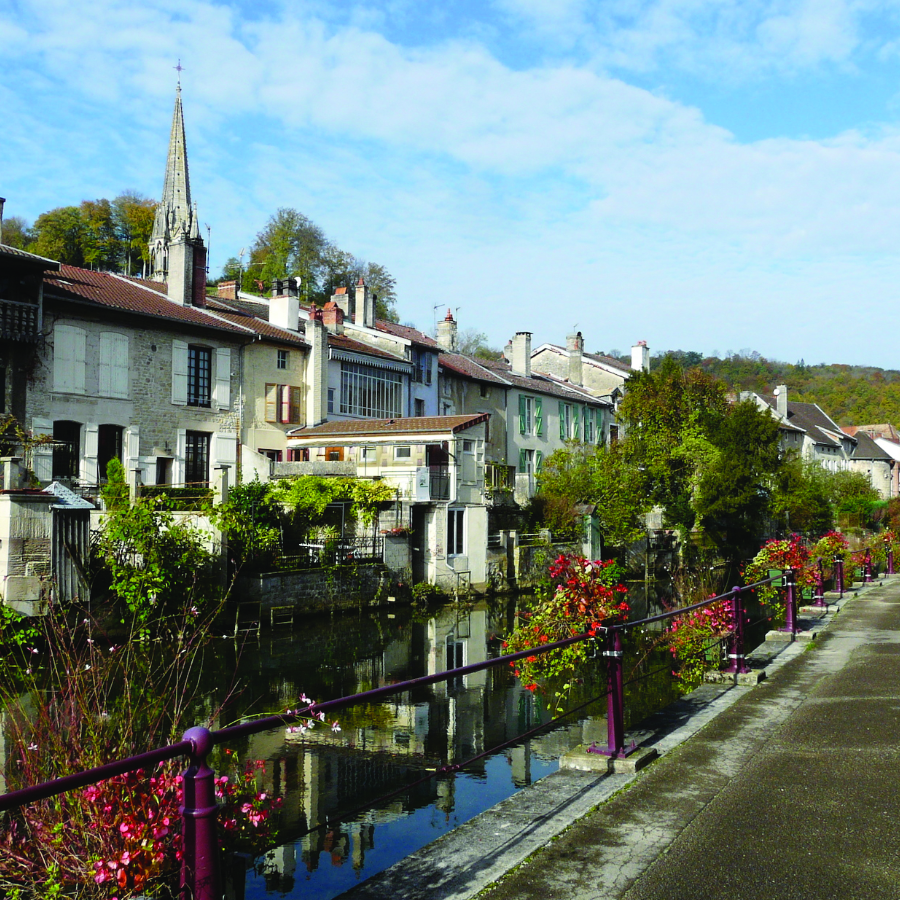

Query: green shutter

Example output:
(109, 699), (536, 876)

(519, 394), (526, 435)
(535, 397), (543, 436)
(573, 406), (581, 440)
(518, 448), (527, 472)
(596, 410), (603, 443)
(536, 450), (543, 472)
(559, 402), (566, 440)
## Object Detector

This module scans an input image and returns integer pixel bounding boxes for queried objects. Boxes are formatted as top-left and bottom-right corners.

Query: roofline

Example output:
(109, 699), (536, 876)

(286, 413), (491, 442)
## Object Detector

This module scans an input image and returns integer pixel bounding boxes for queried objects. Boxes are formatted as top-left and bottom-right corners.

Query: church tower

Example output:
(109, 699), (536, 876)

(149, 81), (200, 282)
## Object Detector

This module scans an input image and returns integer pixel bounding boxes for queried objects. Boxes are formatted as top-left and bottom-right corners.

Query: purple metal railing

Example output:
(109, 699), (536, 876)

(0, 574), (783, 897)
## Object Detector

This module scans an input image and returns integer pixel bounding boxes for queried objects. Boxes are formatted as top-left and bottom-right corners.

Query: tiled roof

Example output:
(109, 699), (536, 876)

(287, 413), (489, 439)
(43, 266), (250, 335)
(478, 358), (608, 405)
(328, 333), (411, 364)
(375, 320), (440, 348)
(205, 298), (308, 348)
(584, 351), (631, 373)
(439, 352), (511, 386)
(850, 430), (892, 461)
(1, 243), (60, 268)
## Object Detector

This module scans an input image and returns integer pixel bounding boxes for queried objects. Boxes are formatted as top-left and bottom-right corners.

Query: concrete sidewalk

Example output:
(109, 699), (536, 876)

(347, 577), (900, 900)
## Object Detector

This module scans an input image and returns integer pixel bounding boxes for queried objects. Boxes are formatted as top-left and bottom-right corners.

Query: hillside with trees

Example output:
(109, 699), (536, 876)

(600, 348), (900, 427)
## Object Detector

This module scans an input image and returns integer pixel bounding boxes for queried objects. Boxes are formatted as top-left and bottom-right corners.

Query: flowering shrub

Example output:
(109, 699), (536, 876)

(503, 554), (628, 709)
(665, 598), (734, 687)
(743, 534), (814, 615)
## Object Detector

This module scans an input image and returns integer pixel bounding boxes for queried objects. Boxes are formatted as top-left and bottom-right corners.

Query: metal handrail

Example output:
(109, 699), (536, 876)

(0, 572), (784, 899)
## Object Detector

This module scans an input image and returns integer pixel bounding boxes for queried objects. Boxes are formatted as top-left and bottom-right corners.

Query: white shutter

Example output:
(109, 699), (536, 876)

(31, 417), (53, 483)
(125, 425), (141, 482)
(53, 324), (86, 394)
(172, 340), (188, 406)
(215, 347), (231, 410)
(82, 423), (98, 484)
(99, 334), (112, 397)
(214, 432), (238, 466)
(173, 429), (186, 483)
(112, 333), (129, 398)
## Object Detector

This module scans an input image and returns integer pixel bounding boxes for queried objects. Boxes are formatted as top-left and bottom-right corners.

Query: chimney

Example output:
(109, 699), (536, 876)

(191, 242), (207, 308)
(504, 339), (513, 361)
(321, 300), (344, 334)
(511, 332), (532, 377)
(355, 277), (375, 327)
(217, 280), (238, 301)
(331, 286), (353, 322)
(631, 340), (650, 373)
(166, 234), (192, 306)
(566, 331), (584, 386)
(0, 197), (5, 245)
(306, 313), (329, 426)
(271, 294), (300, 332)
(775, 384), (788, 418)
(436, 309), (458, 352)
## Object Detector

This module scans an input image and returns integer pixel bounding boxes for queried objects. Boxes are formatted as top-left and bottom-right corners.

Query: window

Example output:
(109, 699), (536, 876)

(187, 346), (212, 407)
(265, 384), (303, 424)
(340, 362), (402, 418)
(414, 350), (432, 385)
(360, 446), (376, 461)
(53, 324), (86, 394)
(442, 402), (452, 415)
(52, 420), (81, 478)
(277, 349), (289, 370)
(584, 407), (593, 443)
(479, 383), (489, 398)
(414, 398), (425, 417)
(395, 446), (411, 459)
(463, 440), (474, 452)
(328, 388), (335, 414)
(184, 431), (210, 485)
(447, 508), (465, 556)
(518, 395), (543, 435)
(258, 449), (282, 462)
(518, 448), (534, 476)
(559, 402), (579, 440)
(99, 333), (129, 398)
(609, 424), (619, 444)
(97, 425), (124, 481)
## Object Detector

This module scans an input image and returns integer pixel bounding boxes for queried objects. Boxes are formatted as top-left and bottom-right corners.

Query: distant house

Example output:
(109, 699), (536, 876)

(842, 426), (897, 499)
(285, 414), (490, 588)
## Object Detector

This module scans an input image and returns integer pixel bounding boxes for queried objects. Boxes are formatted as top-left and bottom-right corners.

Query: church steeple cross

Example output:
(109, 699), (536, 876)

(174, 59), (184, 84)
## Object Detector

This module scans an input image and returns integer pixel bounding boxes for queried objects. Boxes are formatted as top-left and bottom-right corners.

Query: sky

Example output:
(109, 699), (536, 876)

(4, 0), (900, 368)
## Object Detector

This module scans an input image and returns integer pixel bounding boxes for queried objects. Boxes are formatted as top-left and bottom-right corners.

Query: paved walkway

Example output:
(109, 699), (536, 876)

(348, 577), (900, 900)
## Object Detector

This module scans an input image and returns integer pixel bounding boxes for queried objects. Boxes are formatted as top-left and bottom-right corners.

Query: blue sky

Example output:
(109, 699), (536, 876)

(4, 0), (900, 367)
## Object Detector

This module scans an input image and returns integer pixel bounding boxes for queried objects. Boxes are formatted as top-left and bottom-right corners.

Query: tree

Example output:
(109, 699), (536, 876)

(30, 206), (86, 265)
(1, 215), (32, 249)
(617, 356), (728, 533)
(112, 192), (156, 276)
(537, 442), (648, 547)
(80, 198), (119, 270)
(456, 328), (503, 359)
(771, 456), (834, 535)
(362, 261), (398, 322)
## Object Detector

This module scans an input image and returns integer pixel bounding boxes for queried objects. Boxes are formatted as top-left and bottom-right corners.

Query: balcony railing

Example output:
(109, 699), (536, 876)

(0, 298), (39, 341)
(429, 465), (450, 500)
(275, 536), (385, 570)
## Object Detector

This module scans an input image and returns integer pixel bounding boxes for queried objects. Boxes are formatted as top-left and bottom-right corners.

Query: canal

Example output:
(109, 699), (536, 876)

(198, 589), (687, 900)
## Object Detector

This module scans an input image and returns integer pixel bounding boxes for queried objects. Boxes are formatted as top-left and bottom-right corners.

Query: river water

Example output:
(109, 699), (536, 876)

(198, 588), (684, 900)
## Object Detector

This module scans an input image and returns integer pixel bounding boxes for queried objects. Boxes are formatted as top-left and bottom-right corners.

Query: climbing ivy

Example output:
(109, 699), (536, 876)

(271, 476), (396, 528)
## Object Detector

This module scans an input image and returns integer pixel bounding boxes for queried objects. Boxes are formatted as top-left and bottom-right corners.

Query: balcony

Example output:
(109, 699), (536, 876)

(0, 298), (39, 342)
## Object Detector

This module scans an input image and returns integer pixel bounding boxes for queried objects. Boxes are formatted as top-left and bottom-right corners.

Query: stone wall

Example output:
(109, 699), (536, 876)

(234, 563), (392, 615)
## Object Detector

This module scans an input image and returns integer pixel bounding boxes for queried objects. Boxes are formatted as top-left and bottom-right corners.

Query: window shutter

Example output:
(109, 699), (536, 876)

(214, 433), (238, 466)
(596, 410), (603, 443)
(31, 417), (53, 482)
(99, 336), (111, 397)
(290, 386), (302, 425)
(536, 450), (543, 472)
(81, 423), (98, 484)
(535, 398), (543, 436)
(518, 448), (527, 472)
(174, 429), (186, 484)
(172, 341), (188, 406)
(559, 402), (566, 440)
(112, 334), (129, 398)
(125, 426), (141, 483)
(573, 406), (580, 440)
(215, 348), (231, 409)
(265, 384), (278, 423)
(279, 384), (291, 424)
(518, 395), (526, 434)
(53, 324), (86, 393)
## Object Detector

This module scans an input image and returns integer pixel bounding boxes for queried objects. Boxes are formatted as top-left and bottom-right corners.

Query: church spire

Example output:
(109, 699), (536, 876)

(149, 82), (196, 281)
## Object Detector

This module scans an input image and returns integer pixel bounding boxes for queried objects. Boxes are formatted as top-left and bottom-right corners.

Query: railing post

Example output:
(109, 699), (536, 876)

(782, 566), (797, 635)
(181, 726), (220, 900)
(864, 548), (873, 583)
(814, 558), (825, 607)
(725, 585), (749, 674)
(834, 555), (844, 598)
(604, 627), (626, 757)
